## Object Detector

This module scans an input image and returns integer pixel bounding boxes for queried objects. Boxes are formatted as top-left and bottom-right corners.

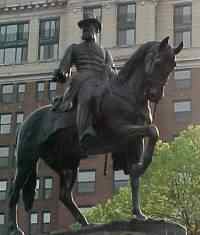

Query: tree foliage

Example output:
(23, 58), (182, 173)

(85, 125), (200, 235)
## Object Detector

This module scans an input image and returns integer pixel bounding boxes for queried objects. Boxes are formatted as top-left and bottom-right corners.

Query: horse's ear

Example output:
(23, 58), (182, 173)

(159, 36), (170, 51)
(174, 41), (183, 55)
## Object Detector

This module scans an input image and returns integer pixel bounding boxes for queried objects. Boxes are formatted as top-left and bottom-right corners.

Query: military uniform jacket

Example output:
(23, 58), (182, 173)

(58, 41), (116, 105)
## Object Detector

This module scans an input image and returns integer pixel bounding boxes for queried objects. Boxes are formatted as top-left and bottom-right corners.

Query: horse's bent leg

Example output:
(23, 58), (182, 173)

(130, 176), (146, 220)
(59, 169), (88, 226)
(8, 167), (31, 235)
(131, 136), (158, 177)
(130, 126), (159, 177)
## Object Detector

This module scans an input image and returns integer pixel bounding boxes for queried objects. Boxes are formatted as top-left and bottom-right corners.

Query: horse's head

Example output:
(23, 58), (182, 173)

(144, 36), (183, 103)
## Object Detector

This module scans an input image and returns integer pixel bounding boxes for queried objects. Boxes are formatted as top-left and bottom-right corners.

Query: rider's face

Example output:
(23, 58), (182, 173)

(82, 24), (97, 42)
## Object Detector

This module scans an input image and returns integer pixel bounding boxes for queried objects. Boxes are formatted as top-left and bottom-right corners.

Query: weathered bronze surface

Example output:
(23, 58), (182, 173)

(8, 26), (183, 235)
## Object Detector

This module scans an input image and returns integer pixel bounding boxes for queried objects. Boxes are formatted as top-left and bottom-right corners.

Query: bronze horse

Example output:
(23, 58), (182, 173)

(8, 37), (183, 235)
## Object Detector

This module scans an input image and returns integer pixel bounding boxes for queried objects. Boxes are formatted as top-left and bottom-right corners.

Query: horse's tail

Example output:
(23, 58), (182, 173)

(22, 163), (37, 212)
(14, 118), (39, 212)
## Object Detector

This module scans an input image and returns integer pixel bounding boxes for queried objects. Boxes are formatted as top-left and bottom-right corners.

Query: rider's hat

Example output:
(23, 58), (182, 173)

(78, 13), (101, 33)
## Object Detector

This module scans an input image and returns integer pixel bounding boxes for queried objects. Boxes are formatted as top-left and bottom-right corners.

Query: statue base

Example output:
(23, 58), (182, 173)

(50, 218), (187, 235)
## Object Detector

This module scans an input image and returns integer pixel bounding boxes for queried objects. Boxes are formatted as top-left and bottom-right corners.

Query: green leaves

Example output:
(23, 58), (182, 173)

(85, 125), (200, 235)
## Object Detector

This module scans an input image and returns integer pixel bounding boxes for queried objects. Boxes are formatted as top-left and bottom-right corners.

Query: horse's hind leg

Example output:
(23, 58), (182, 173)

(8, 165), (32, 235)
(59, 168), (88, 226)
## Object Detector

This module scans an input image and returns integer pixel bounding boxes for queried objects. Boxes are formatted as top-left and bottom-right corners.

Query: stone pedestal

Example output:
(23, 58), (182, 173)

(50, 219), (187, 235)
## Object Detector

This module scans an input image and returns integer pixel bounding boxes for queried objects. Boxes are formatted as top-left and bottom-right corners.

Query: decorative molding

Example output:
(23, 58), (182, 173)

(137, 0), (159, 6)
(0, 0), (68, 14)
(0, 72), (53, 84)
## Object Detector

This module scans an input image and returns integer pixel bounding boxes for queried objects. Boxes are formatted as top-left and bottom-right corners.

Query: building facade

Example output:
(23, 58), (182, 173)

(0, 0), (199, 234)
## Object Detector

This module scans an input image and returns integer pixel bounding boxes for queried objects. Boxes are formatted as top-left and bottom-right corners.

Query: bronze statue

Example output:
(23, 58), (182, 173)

(52, 16), (116, 151)
(8, 36), (183, 235)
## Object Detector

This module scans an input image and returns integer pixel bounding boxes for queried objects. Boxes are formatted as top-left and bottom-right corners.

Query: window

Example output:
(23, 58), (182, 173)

(48, 81), (57, 102)
(16, 113), (24, 134)
(83, 6), (102, 44)
(0, 180), (8, 200)
(35, 178), (40, 200)
(174, 70), (191, 89)
(30, 212), (39, 235)
(36, 82), (45, 101)
(174, 100), (192, 121)
(44, 177), (53, 199)
(0, 114), (12, 134)
(0, 23), (28, 64)
(42, 211), (51, 233)
(0, 146), (9, 167)
(2, 84), (14, 103)
(174, 4), (192, 48)
(0, 213), (5, 224)
(42, 212), (51, 224)
(17, 83), (26, 102)
(39, 18), (59, 61)
(117, 3), (136, 46)
(30, 212), (38, 224)
(114, 170), (129, 191)
(77, 170), (96, 193)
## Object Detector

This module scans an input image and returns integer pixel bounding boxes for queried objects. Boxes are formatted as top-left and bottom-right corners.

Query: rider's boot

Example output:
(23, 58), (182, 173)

(77, 103), (97, 153)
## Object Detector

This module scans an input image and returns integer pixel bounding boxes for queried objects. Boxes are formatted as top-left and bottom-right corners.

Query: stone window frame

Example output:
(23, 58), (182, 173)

(30, 212), (39, 225)
(77, 169), (96, 194)
(0, 146), (10, 168)
(43, 177), (53, 200)
(42, 211), (51, 233)
(39, 17), (60, 61)
(0, 22), (29, 65)
(29, 211), (40, 235)
(117, 2), (136, 47)
(16, 83), (26, 102)
(36, 81), (45, 101)
(1, 84), (15, 103)
(48, 80), (57, 102)
(0, 213), (5, 225)
(0, 113), (12, 135)
(174, 3), (192, 48)
(174, 69), (192, 89)
(174, 100), (192, 122)
(0, 179), (8, 200)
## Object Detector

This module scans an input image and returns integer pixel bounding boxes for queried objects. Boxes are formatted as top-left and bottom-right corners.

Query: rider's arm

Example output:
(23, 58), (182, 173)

(53, 44), (75, 83)
(58, 44), (75, 75)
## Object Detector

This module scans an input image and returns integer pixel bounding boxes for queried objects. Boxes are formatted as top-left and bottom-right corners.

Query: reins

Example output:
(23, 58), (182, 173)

(152, 102), (158, 122)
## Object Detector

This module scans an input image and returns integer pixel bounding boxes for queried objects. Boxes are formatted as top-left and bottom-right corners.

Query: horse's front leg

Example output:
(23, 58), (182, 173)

(130, 176), (147, 220)
(114, 124), (159, 220)
(131, 126), (159, 177)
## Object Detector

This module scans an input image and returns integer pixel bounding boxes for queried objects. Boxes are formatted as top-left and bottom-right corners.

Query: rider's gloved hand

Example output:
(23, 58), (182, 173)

(52, 69), (66, 83)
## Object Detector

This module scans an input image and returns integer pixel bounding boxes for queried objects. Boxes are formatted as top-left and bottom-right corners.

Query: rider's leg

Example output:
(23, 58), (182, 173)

(77, 99), (97, 151)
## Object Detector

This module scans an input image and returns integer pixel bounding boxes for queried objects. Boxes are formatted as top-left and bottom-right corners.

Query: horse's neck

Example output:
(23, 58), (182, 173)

(111, 65), (145, 105)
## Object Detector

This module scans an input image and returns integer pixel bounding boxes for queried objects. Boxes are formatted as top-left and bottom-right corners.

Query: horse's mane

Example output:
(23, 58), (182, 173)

(117, 41), (157, 83)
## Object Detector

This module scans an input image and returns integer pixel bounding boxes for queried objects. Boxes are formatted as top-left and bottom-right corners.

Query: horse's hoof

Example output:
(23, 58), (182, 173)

(132, 209), (147, 221)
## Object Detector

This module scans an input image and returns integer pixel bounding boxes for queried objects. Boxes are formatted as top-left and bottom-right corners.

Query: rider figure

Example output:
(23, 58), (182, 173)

(52, 16), (116, 151)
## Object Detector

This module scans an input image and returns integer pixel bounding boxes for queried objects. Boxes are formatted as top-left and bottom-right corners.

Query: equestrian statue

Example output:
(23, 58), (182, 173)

(8, 16), (183, 235)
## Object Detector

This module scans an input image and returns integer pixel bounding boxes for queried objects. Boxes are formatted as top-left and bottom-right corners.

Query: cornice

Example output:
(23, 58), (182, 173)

(0, 0), (68, 14)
